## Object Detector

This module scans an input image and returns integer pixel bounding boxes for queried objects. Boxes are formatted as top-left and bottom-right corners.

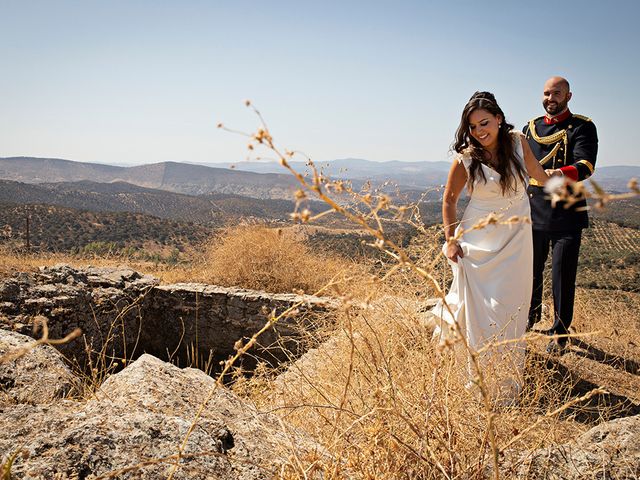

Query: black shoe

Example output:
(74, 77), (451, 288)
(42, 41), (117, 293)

(546, 339), (567, 356)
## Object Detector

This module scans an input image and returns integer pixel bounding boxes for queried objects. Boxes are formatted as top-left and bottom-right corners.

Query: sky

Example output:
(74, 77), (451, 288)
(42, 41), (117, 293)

(1, 0), (639, 168)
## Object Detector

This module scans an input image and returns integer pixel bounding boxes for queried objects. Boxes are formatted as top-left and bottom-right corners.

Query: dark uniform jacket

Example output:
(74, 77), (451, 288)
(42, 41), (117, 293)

(523, 112), (598, 231)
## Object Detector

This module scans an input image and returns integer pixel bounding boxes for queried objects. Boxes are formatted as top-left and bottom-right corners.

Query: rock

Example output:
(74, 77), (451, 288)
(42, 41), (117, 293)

(38, 263), (88, 285)
(0, 280), (20, 299)
(0, 329), (78, 405)
(514, 414), (640, 479)
(84, 266), (155, 288)
(0, 301), (16, 314)
(0, 354), (322, 479)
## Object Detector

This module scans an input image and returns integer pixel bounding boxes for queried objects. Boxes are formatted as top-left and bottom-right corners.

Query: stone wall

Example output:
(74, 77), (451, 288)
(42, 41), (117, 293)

(0, 265), (338, 373)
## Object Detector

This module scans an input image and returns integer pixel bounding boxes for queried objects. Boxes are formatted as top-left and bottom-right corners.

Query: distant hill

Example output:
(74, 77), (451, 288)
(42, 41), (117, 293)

(214, 158), (453, 188)
(0, 179), (358, 231)
(213, 158), (640, 192)
(0, 201), (213, 254)
(2, 156), (637, 196)
(591, 196), (640, 229)
(587, 166), (640, 192)
(0, 179), (304, 224)
(0, 157), (298, 199)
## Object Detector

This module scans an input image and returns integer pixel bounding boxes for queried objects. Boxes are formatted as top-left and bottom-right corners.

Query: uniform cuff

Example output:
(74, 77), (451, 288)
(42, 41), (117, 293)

(559, 166), (579, 182)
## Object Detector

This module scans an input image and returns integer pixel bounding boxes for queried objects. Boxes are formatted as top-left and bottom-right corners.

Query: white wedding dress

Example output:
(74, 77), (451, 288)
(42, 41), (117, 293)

(432, 133), (532, 398)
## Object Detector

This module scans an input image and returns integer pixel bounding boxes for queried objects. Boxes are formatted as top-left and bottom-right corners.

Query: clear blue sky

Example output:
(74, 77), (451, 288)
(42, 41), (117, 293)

(1, 0), (638, 167)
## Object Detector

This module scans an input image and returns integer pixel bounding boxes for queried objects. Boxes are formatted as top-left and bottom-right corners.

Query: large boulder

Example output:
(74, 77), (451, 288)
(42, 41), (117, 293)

(0, 328), (78, 405)
(0, 354), (321, 479)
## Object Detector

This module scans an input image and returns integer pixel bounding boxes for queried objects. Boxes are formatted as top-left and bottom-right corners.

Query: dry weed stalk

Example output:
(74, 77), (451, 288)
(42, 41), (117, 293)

(209, 104), (638, 479)
(548, 174), (639, 212)
(165, 275), (344, 480)
(217, 103), (555, 478)
(17, 105), (633, 479)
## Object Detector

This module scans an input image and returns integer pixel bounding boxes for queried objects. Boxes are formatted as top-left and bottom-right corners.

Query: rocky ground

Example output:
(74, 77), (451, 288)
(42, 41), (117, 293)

(1, 266), (640, 479)
(1, 336), (330, 479)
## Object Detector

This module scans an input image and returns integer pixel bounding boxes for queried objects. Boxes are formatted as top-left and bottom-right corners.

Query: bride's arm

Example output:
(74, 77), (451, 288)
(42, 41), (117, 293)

(520, 134), (553, 184)
(442, 157), (467, 262)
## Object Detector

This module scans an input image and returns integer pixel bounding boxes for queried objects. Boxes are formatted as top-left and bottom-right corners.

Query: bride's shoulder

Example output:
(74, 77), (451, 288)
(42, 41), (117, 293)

(455, 148), (472, 168)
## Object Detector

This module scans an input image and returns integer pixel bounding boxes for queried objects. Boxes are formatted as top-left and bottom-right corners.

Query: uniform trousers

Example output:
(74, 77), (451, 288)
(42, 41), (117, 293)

(528, 229), (582, 336)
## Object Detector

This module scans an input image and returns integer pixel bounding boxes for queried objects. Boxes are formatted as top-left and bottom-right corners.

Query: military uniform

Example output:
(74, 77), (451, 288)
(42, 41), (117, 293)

(523, 111), (598, 338)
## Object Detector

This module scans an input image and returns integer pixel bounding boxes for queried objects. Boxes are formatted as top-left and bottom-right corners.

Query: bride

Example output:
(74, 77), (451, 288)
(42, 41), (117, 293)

(432, 91), (551, 402)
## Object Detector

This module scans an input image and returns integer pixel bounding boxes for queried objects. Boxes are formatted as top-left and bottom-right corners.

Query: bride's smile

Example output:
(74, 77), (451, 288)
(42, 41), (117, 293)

(468, 109), (502, 151)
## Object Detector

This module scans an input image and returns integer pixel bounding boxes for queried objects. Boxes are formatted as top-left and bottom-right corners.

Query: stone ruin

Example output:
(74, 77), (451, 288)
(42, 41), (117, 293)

(0, 264), (338, 375)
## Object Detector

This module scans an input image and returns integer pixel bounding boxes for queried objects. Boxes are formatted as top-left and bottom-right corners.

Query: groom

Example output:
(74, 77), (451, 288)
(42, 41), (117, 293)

(523, 76), (599, 354)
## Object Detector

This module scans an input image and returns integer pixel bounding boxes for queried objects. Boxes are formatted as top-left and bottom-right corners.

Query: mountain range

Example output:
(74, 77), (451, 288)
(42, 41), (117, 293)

(219, 158), (640, 192)
(1, 156), (638, 254)
(214, 158), (453, 188)
(0, 179), (309, 225)
(2, 157), (637, 195)
(0, 157), (298, 199)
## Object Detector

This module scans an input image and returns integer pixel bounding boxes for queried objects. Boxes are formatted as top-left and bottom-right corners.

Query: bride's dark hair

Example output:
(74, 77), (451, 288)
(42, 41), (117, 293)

(453, 91), (526, 194)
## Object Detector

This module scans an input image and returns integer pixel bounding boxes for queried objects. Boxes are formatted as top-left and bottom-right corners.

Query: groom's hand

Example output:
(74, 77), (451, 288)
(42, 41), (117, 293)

(545, 169), (565, 178)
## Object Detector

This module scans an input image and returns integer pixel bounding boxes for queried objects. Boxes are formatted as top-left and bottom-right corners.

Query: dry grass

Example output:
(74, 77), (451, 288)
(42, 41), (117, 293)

(0, 244), (65, 278)
(232, 290), (591, 479)
(226, 239), (638, 479)
(557, 288), (640, 404)
(226, 266), (640, 479)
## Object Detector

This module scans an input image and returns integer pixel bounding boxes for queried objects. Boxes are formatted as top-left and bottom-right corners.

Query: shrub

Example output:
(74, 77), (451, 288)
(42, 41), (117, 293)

(194, 225), (357, 294)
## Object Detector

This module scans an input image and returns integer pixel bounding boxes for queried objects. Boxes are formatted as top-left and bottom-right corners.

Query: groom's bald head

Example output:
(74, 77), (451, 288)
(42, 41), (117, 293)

(543, 76), (572, 116)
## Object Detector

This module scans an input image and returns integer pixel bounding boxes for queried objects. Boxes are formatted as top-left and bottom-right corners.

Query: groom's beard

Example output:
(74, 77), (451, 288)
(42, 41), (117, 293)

(544, 98), (569, 116)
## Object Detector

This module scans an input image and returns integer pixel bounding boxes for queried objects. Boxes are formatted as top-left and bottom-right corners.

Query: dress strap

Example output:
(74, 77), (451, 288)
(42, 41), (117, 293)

(456, 150), (472, 172)
(512, 131), (526, 170)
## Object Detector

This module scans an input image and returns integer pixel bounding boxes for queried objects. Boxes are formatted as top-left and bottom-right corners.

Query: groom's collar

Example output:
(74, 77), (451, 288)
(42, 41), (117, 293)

(544, 109), (572, 125)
